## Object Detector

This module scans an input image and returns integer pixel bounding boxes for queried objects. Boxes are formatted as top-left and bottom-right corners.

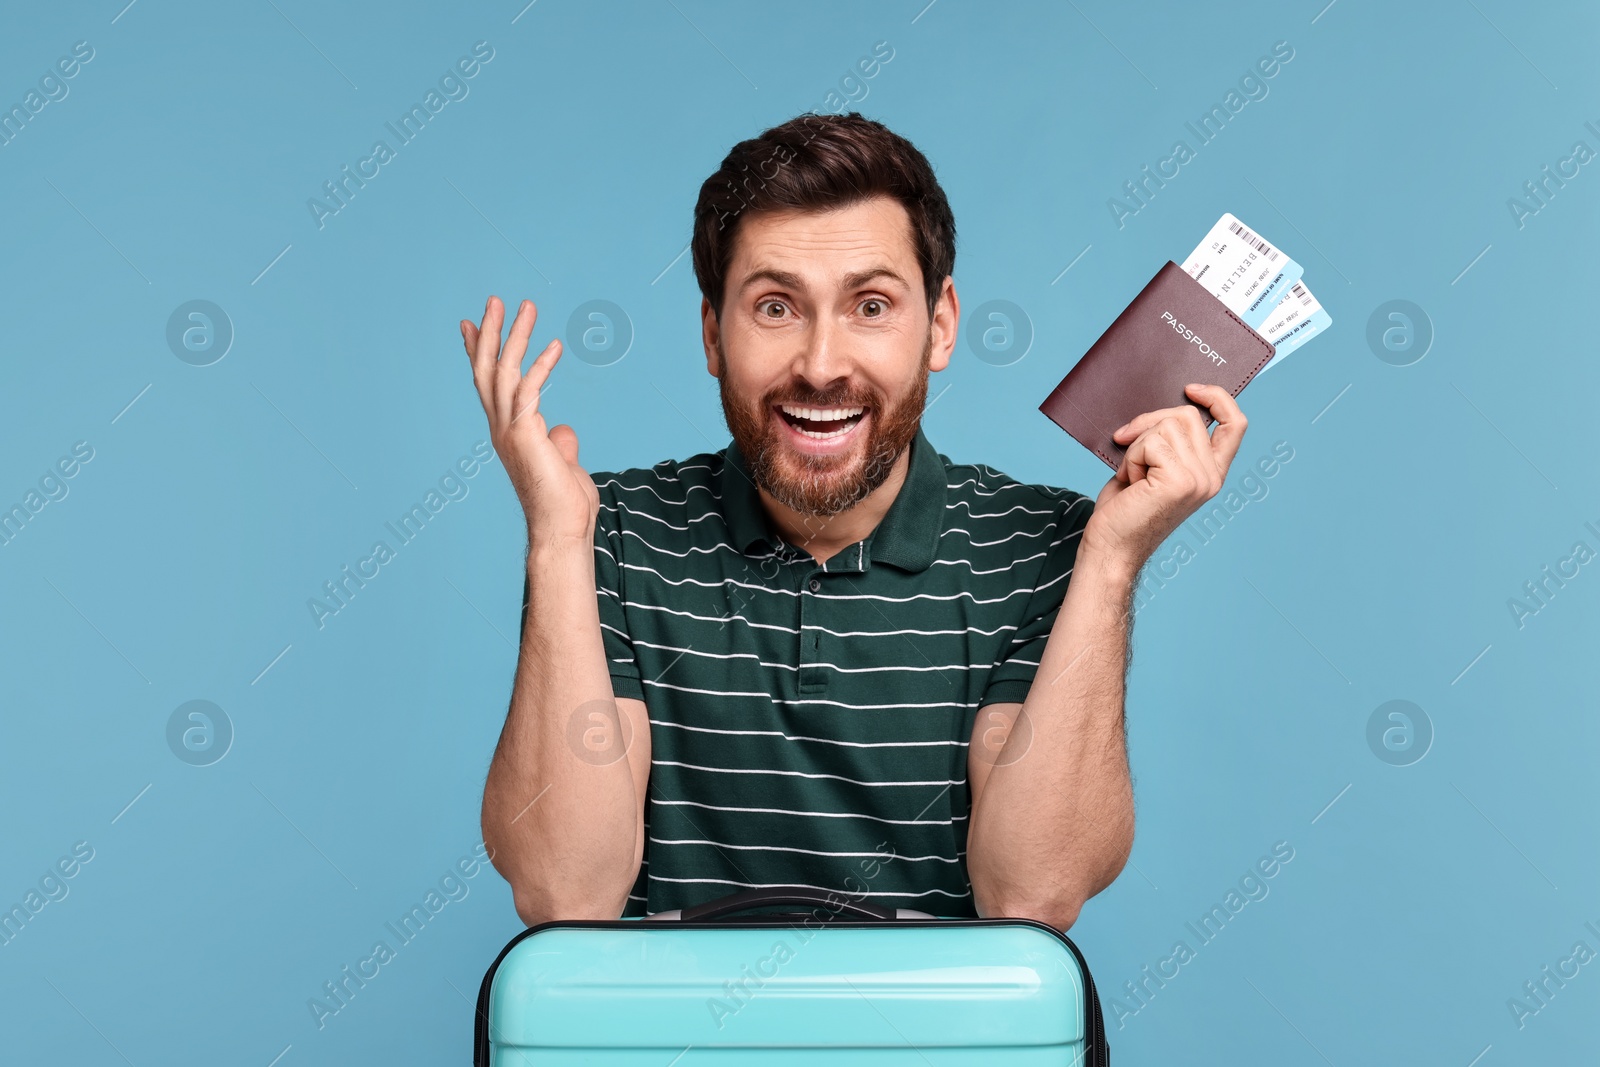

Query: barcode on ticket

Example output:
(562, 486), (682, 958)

(1227, 219), (1279, 261)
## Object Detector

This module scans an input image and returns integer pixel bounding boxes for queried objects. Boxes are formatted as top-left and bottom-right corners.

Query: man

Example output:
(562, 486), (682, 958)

(466, 113), (1247, 931)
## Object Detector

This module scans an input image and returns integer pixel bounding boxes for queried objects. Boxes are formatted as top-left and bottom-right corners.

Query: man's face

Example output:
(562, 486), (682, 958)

(704, 196), (955, 519)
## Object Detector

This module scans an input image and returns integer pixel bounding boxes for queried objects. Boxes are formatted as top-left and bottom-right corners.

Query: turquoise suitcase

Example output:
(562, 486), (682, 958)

(473, 887), (1109, 1064)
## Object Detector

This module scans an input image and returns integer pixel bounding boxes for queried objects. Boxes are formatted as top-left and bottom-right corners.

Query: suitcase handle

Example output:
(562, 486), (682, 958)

(664, 887), (905, 923)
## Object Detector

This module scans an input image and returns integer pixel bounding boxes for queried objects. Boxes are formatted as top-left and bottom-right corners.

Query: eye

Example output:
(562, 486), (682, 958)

(758, 300), (790, 319)
(860, 298), (886, 317)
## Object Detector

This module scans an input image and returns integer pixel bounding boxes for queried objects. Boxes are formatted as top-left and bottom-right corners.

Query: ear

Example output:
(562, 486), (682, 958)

(701, 297), (722, 378)
(928, 276), (958, 373)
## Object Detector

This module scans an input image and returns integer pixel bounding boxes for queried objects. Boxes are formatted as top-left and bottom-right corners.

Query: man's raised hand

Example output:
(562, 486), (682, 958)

(461, 296), (598, 547)
(1080, 383), (1248, 570)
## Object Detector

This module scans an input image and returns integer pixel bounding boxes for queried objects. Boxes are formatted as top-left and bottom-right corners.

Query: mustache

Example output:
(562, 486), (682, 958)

(766, 390), (876, 408)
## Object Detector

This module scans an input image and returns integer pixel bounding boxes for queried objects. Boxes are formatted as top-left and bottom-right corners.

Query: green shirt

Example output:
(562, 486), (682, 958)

(520, 426), (1093, 917)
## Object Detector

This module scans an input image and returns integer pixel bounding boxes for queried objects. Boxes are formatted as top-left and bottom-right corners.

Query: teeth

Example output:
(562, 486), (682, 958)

(779, 404), (864, 422)
(795, 422), (855, 440)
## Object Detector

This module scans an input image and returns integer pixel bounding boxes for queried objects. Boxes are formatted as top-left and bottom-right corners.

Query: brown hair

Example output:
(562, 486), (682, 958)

(691, 112), (957, 322)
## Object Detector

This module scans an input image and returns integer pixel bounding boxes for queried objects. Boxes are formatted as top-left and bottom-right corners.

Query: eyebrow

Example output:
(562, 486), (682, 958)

(736, 266), (912, 295)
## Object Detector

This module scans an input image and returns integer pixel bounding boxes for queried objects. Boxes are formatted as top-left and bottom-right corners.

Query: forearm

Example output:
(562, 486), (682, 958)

(481, 538), (640, 925)
(966, 548), (1138, 928)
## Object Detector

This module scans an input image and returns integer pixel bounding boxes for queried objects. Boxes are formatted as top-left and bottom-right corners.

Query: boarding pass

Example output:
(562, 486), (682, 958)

(1254, 279), (1331, 374)
(1183, 211), (1330, 369)
(1181, 212), (1303, 329)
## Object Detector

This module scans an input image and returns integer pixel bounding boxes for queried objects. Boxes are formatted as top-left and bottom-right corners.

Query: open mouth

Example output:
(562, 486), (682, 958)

(774, 403), (869, 442)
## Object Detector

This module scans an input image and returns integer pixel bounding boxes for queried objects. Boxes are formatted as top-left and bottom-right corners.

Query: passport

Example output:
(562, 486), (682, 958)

(1038, 259), (1276, 470)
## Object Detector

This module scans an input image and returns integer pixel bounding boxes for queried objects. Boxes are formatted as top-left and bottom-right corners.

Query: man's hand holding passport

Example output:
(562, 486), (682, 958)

(1041, 212), (1332, 471)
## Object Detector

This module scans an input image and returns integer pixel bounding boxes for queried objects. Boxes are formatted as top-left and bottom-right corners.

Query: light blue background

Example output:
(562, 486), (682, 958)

(2, 1), (1596, 1063)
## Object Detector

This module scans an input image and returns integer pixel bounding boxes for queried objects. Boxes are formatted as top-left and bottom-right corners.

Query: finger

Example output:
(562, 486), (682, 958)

(1117, 449), (1144, 486)
(1170, 405), (1221, 493)
(472, 296), (505, 409)
(509, 338), (562, 426)
(1184, 383), (1248, 472)
(1162, 415), (1215, 497)
(1115, 439), (1147, 487)
(1114, 416), (1179, 484)
(1123, 421), (1184, 479)
(1163, 410), (1225, 496)
(494, 300), (538, 426)
(466, 301), (503, 421)
(521, 334), (565, 399)
(460, 320), (487, 416)
(1111, 403), (1204, 445)
(461, 318), (488, 411)
(1145, 416), (1202, 481)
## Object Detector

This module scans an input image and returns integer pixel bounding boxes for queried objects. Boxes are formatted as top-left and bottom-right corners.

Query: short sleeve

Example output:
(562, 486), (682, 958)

(517, 482), (645, 703)
(979, 491), (1095, 708)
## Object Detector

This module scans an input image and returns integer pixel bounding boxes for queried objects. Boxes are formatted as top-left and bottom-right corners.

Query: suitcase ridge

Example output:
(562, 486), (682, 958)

(473, 889), (1109, 1066)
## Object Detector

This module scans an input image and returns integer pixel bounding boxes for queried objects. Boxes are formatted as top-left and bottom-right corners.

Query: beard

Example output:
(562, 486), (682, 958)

(718, 333), (931, 519)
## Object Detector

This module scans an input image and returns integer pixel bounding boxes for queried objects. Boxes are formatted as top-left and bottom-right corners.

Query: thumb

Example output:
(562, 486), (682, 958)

(549, 423), (580, 466)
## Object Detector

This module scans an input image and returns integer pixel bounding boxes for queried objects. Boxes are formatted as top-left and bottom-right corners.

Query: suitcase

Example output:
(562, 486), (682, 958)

(473, 887), (1109, 1064)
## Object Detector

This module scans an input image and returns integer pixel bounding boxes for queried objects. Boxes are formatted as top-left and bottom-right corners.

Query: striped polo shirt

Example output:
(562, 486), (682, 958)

(521, 425), (1093, 918)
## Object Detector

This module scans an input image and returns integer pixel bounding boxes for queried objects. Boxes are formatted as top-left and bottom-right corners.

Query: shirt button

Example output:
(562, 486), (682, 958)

(808, 578), (821, 593)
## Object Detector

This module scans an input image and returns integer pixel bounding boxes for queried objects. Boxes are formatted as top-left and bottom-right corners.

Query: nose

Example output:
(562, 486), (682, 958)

(792, 314), (852, 396)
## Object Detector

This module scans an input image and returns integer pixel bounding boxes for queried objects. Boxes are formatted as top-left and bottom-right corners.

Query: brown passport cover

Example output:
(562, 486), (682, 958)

(1039, 260), (1275, 470)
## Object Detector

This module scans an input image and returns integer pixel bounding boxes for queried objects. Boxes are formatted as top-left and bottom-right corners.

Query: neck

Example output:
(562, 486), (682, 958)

(759, 446), (912, 565)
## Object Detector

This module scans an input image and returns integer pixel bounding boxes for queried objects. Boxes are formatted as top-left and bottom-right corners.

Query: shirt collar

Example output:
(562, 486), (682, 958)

(718, 425), (946, 573)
